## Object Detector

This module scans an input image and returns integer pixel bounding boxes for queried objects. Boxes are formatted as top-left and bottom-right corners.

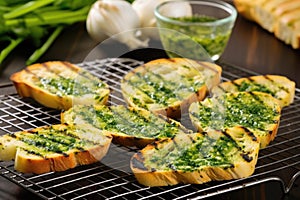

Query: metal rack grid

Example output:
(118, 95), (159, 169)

(0, 58), (299, 200)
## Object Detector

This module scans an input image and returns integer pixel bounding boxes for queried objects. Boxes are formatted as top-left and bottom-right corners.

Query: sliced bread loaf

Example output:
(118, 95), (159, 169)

(10, 61), (110, 110)
(212, 75), (295, 108)
(61, 105), (192, 148)
(131, 126), (260, 186)
(189, 92), (281, 148)
(233, 0), (300, 49)
(0, 124), (112, 174)
(121, 58), (222, 119)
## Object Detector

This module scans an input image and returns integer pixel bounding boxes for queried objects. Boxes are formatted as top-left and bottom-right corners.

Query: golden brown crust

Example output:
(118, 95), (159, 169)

(10, 61), (109, 110)
(61, 105), (191, 148)
(121, 58), (222, 119)
(233, 0), (300, 49)
(189, 91), (281, 148)
(1, 124), (112, 174)
(131, 127), (260, 187)
(212, 75), (296, 108)
(15, 148), (77, 174)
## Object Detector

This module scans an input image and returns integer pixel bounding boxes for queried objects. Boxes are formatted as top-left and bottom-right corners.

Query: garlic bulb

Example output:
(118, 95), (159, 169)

(132, 0), (192, 39)
(86, 0), (148, 49)
(132, 0), (168, 28)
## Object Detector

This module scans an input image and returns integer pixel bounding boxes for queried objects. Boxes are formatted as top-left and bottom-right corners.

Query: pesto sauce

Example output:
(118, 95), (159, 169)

(172, 15), (217, 23)
(127, 69), (203, 106)
(70, 105), (183, 138)
(148, 134), (238, 171)
(158, 15), (231, 60)
(18, 126), (89, 157)
(38, 71), (107, 97)
(192, 93), (279, 131)
(237, 81), (276, 96)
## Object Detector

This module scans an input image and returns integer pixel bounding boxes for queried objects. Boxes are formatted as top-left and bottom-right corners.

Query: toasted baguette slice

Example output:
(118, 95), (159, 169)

(121, 58), (222, 119)
(189, 92), (281, 148)
(10, 61), (110, 110)
(61, 105), (192, 148)
(0, 124), (112, 174)
(212, 75), (295, 108)
(233, 0), (300, 49)
(131, 126), (260, 187)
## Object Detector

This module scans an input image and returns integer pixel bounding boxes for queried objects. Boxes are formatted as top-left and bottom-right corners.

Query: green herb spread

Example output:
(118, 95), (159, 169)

(146, 134), (239, 171)
(16, 126), (92, 157)
(37, 69), (107, 98)
(126, 66), (204, 107)
(157, 15), (231, 60)
(66, 105), (189, 139)
(237, 81), (276, 96)
(191, 92), (280, 133)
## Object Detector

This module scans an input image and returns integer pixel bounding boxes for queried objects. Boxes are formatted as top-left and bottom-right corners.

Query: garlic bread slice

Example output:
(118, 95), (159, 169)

(131, 126), (260, 187)
(61, 105), (192, 148)
(121, 58), (222, 119)
(0, 124), (112, 174)
(10, 61), (110, 110)
(189, 92), (281, 148)
(212, 75), (295, 107)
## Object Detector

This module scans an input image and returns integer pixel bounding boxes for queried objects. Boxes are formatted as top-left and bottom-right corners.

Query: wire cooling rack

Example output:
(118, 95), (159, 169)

(0, 58), (299, 200)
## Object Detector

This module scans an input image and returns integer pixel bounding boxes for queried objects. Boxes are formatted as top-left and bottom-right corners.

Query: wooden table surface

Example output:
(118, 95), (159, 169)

(0, 6), (299, 200)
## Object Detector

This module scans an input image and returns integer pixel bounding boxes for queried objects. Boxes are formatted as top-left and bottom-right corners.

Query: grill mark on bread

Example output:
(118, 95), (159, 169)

(41, 62), (80, 79)
(240, 126), (258, 141)
(231, 80), (241, 88)
(223, 130), (242, 151)
(265, 75), (290, 94)
(40, 62), (100, 88)
(127, 78), (158, 104)
(143, 67), (204, 100)
(249, 91), (265, 104)
(241, 153), (253, 162)
(132, 152), (148, 171)
(109, 106), (164, 137)
(25, 68), (44, 80)
(15, 126), (94, 157)
(215, 85), (227, 92)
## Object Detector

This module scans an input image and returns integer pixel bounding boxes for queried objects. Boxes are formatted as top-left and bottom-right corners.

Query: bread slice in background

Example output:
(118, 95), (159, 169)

(233, 0), (300, 49)
(212, 75), (295, 108)
(10, 61), (110, 110)
(61, 105), (192, 148)
(131, 126), (260, 187)
(121, 58), (222, 119)
(0, 124), (112, 174)
(189, 92), (281, 148)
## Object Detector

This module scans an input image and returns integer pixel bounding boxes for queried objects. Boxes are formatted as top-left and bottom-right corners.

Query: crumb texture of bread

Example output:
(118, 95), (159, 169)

(61, 105), (192, 148)
(0, 124), (112, 174)
(121, 58), (222, 119)
(212, 75), (296, 108)
(233, 0), (300, 49)
(10, 61), (110, 110)
(189, 92), (281, 148)
(131, 127), (260, 187)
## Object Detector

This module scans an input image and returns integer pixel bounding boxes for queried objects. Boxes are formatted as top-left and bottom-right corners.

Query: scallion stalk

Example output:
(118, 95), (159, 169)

(26, 26), (64, 65)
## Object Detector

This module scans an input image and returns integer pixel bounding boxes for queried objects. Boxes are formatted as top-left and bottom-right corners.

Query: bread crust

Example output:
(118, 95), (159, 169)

(212, 75), (296, 108)
(233, 0), (300, 49)
(10, 61), (110, 110)
(131, 127), (260, 187)
(121, 58), (222, 119)
(61, 105), (191, 148)
(0, 124), (112, 174)
(189, 92), (281, 148)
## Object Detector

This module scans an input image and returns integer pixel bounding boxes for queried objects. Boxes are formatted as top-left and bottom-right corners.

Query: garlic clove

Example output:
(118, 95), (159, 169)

(132, 0), (192, 40)
(86, 0), (148, 49)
